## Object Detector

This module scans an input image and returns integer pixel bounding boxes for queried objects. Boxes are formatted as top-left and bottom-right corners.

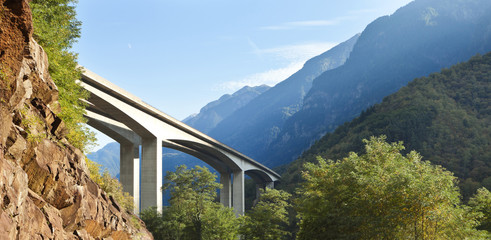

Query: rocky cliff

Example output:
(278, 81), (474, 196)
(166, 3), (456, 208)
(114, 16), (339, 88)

(0, 0), (152, 239)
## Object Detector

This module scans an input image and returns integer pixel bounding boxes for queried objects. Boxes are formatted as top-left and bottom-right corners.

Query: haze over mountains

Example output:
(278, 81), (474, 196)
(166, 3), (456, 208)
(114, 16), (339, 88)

(208, 34), (360, 161)
(184, 85), (270, 133)
(257, 0), (491, 166)
(88, 0), (491, 186)
(280, 52), (491, 199)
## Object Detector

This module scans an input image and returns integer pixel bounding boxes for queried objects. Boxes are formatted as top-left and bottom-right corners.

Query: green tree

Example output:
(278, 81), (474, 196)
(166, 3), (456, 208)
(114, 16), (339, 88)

(240, 188), (291, 240)
(296, 136), (489, 240)
(469, 187), (491, 232)
(141, 165), (240, 240)
(30, 0), (95, 152)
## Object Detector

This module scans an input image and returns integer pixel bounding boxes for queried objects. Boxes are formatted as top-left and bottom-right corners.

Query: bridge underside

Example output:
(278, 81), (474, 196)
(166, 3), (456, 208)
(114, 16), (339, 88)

(80, 69), (280, 216)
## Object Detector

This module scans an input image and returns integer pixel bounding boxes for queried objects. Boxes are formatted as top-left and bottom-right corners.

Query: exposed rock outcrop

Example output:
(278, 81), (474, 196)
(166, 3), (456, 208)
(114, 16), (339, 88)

(0, 0), (152, 239)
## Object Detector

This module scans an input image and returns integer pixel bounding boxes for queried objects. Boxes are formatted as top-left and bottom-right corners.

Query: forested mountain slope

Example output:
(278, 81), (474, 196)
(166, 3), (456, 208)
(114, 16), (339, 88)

(280, 52), (491, 199)
(266, 0), (491, 167)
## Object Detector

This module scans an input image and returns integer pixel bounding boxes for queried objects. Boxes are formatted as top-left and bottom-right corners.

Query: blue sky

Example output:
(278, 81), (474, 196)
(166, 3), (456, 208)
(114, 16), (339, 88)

(74, 0), (414, 151)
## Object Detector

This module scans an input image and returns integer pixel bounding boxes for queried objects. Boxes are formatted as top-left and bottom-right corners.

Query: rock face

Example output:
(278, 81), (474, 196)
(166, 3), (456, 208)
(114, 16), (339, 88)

(0, 0), (152, 239)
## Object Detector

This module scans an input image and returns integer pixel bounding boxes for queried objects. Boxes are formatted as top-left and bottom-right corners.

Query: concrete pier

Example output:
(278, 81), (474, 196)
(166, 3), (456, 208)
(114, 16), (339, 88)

(120, 143), (139, 209)
(220, 172), (232, 208)
(141, 137), (163, 212)
(233, 170), (244, 216)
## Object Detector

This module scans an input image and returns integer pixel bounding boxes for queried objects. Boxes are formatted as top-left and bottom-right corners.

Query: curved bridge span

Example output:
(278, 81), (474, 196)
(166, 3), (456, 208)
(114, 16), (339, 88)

(79, 68), (280, 215)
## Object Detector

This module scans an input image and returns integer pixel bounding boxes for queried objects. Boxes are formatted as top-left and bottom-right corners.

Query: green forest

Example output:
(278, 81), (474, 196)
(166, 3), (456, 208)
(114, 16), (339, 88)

(280, 52), (491, 200)
(143, 137), (490, 239)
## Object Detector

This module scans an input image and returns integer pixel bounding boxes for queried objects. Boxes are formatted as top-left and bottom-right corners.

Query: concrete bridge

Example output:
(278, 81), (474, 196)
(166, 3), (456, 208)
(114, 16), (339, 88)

(78, 68), (280, 215)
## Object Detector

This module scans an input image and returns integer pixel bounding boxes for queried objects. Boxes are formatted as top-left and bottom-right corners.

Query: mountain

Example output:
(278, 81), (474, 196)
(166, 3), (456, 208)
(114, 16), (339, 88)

(279, 52), (491, 199)
(184, 85), (270, 133)
(208, 34), (360, 160)
(169, 85), (270, 173)
(263, 0), (491, 167)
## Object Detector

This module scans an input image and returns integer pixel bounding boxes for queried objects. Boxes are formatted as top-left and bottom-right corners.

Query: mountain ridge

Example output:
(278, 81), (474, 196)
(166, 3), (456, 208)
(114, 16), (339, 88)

(279, 52), (491, 199)
(264, 0), (491, 167)
(184, 85), (270, 133)
(209, 34), (360, 158)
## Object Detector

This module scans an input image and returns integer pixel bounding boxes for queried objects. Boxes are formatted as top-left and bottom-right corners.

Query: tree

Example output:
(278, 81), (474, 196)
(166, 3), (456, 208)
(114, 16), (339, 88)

(240, 188), (291, 240)
(30, 0), (95, 152)
(469, 187), (491, 232)
(296, 136), (489, 239)
(141, 165), (240, 240)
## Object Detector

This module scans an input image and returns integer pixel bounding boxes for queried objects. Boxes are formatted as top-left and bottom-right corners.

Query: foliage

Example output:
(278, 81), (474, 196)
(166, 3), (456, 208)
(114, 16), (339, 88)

(296, 136), (489, 240)
(164, 165), (221, 206)
(86, 158), (134, 212)
(280, 52), (491, 199)
(19, 105), (47, 143)
(469, 187), (491, 231)
(240, 188), (291, 240)
(141, 165), (240, 240)
(30, 0), (95, 152)
(130, 215), (142, 230)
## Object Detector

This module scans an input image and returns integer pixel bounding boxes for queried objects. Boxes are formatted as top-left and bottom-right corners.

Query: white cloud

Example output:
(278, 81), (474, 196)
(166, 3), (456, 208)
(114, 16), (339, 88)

(247, 37), (261, 57)
(348, 8), (378, 15)
(216, 62), (305, 91)
(261, 19), (340, 30)
(128, 43), (132, 49)
(258, 42), (337, 62)
(289, 20), (337, 27)
(216, 41), (338, 92)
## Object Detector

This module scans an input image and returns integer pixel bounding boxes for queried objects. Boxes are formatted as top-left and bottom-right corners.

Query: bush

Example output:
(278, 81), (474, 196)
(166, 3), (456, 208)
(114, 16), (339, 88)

(86, 158), (134, 212)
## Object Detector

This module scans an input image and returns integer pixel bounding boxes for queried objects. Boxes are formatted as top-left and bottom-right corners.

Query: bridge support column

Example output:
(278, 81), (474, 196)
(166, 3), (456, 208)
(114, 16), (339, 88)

(219, 172), (231, 208)
(141, 137), (163, 212)
(232, 170), (244, 216)
(133, 147), (140, 214)
(120, 143), (140, 213)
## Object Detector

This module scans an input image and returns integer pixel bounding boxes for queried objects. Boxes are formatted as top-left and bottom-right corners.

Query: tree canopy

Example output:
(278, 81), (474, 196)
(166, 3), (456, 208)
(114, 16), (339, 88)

(469, 187), (491, 232)
(240, 188), (291, 240)
(296, 136), (489, 240)
(141, 165), (240, 240)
